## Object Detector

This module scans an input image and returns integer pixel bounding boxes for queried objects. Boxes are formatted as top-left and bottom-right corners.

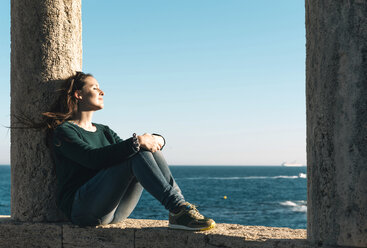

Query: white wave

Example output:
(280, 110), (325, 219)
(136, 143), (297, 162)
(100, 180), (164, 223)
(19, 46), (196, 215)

(280, 201), (299, 207)
(180, 175), (307, 180)
(280, 200), (307, 213)
(273, 175), (298, 179)
(241, 176), (299, 179)
(298, 173), (307, 178)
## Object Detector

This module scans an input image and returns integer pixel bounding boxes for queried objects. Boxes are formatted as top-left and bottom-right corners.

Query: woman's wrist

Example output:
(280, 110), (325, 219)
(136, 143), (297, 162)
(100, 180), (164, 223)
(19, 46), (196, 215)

(132, 133), (140, 151)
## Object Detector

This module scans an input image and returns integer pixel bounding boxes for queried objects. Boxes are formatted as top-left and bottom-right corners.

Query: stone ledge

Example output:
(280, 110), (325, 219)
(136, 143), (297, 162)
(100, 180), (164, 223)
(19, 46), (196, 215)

(0, 216), (309, 248)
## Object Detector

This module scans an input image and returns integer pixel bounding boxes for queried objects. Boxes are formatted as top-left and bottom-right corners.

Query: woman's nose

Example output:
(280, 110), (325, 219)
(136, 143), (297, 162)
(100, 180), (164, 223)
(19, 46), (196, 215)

(99, 89), (104, 96)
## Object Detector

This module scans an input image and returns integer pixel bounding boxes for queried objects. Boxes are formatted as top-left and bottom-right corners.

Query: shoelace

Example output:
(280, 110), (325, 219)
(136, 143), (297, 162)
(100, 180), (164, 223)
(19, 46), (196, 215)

(186, 204), (205, 219)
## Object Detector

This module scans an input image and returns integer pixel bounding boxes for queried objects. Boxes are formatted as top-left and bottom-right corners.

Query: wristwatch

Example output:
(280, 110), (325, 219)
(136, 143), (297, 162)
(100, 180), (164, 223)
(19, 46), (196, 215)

(132, 133), (140, 151)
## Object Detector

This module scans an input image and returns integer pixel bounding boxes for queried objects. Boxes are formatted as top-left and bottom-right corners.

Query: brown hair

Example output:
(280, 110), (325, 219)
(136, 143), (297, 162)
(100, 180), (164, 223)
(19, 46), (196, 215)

(41, 71), (93, 130)
(10, 71), (93, 147)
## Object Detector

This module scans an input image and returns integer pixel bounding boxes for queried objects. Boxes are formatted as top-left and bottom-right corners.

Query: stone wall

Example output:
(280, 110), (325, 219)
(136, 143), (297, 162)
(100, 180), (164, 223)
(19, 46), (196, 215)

(0, 217), (308, 248)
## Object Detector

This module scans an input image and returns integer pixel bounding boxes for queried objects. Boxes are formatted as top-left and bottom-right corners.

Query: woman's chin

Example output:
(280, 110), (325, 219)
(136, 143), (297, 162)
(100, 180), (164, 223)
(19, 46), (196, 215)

(92, 105), (104, 111)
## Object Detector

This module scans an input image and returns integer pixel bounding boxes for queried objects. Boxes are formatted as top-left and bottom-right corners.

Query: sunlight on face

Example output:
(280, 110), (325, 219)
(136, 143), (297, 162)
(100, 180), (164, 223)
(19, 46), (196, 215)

(79, 76), (104, 111)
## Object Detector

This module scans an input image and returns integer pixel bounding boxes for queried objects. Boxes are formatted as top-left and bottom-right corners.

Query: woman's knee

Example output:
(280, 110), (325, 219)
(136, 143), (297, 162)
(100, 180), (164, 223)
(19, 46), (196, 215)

(136, 149), (165, 163)
(132, 149), (155, 165)
(137, 149), (154, 157)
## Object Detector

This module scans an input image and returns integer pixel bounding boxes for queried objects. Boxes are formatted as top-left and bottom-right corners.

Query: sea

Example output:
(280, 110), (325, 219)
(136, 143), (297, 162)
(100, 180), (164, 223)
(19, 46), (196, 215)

(0, 165), (307, 229)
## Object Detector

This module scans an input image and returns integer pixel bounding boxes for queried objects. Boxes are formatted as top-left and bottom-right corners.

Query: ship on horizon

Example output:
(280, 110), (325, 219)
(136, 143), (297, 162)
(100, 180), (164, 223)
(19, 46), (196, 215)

(281, 162), (305, 167)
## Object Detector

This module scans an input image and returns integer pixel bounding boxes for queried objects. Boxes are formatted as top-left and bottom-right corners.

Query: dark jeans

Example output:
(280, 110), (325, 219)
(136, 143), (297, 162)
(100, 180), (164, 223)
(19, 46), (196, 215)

(70, 150), (185, 226)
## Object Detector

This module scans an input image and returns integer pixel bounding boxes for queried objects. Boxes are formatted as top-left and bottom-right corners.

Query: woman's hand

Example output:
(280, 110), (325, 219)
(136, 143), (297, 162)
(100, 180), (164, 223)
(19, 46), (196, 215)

(137, 133), (162, 153)
(153, 135), (165, 148)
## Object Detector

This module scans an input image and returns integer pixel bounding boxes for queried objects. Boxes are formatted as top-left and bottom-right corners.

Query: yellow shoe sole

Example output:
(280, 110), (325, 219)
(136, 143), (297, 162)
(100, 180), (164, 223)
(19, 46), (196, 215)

(169, 221), (216, 231)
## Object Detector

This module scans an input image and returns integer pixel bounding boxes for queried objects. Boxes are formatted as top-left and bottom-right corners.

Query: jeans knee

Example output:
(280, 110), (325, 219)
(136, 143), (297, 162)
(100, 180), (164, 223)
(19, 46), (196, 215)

(134, 150), (154, 164)
(138, 149), (153, 156)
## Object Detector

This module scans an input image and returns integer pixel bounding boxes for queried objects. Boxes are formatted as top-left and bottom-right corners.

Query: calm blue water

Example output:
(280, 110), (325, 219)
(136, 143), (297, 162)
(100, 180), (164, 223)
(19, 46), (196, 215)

(0, 166), (10, 216)
(0, 165), (307, 229)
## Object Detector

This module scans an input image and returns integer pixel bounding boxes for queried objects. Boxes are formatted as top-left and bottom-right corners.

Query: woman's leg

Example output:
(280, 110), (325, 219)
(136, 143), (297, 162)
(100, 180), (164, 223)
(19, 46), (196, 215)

(152, 150), (184, 199)
(110, 150), (184, 224)
(109, 177), (143, 224)
(70, 158), (137, 226)
(71, 150), (185, 226)
(129, 150), (185, 212)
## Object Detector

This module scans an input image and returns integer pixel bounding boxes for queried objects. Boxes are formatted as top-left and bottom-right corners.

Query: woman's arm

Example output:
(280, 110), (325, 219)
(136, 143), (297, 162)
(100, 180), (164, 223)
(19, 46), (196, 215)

(105, 125), (166, 152)
(53, 126), (138, 170)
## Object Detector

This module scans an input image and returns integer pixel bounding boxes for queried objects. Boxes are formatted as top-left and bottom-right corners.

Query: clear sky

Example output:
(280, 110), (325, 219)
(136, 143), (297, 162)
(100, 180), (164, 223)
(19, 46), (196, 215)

(0, 1), (306, 165)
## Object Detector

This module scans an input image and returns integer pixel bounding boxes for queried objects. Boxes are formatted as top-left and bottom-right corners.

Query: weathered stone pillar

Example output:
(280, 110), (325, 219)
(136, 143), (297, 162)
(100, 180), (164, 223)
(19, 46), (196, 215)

(306, 1), (367, 247)
(11, 0), (82, 221)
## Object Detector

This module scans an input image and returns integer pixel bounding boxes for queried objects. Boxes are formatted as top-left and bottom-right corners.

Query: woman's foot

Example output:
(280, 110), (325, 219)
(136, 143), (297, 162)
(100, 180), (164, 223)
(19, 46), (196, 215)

(168, 202), (216, 231)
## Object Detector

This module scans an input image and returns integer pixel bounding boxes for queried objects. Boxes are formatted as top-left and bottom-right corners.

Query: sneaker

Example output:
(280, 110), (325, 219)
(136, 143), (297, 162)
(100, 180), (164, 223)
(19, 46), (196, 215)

(168, 202), (216, 231)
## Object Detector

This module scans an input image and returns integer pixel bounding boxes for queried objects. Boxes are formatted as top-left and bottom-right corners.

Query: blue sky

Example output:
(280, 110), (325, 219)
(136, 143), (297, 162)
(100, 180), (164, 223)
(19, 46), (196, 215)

(0, 1), (306, 165)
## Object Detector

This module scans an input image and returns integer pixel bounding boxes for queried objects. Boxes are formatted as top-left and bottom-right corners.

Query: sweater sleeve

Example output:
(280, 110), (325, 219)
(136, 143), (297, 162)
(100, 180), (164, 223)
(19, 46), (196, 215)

(53, 125), (138, 170)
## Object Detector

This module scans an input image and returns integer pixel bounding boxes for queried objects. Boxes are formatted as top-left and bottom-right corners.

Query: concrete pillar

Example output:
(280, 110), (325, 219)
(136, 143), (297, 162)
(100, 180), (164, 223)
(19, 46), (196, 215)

(306, 1), (367, 247)
(11, 0), (82, 221)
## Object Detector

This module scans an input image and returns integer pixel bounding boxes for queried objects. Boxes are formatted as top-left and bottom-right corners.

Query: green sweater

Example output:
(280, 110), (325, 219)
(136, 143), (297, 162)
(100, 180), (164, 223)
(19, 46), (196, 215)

(52, 121), (139, 219)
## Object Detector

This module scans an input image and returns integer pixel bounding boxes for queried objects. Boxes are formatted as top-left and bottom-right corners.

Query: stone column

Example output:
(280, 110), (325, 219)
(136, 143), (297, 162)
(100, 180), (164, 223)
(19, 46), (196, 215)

(11, 0), (82, 221)
(306, 1), (367, 247)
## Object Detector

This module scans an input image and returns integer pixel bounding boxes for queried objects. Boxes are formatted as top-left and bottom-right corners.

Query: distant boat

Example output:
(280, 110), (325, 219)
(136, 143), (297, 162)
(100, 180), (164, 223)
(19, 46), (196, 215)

(281, 162), (305, 167)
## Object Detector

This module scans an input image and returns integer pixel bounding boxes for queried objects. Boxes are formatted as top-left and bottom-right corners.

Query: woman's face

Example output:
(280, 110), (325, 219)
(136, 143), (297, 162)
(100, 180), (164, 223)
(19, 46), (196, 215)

(76, 76), (104, 111)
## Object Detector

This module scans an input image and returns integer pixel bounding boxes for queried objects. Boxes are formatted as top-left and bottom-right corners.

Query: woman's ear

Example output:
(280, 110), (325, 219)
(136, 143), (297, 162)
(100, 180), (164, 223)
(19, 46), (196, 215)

(74, 90), (82, 100)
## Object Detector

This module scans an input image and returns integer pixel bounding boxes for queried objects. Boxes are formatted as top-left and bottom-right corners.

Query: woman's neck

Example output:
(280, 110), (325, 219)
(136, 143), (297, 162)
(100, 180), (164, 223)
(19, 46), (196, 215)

(70, 111), (95, 130)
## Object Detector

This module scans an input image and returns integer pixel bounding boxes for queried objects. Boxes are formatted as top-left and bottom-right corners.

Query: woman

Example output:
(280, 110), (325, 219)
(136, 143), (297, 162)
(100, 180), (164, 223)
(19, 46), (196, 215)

(46, 71), (215, 230)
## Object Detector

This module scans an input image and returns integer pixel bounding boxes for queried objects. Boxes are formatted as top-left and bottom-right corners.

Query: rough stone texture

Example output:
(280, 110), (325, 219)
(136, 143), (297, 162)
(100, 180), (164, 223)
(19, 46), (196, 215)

(11, 0), (82, 221)
(306, 1), (367, 247)
(63, 224), (135, 248)
(0, 216), (309, 248)
(0, 217), (62, 248)
(132, 219), (309, 248)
